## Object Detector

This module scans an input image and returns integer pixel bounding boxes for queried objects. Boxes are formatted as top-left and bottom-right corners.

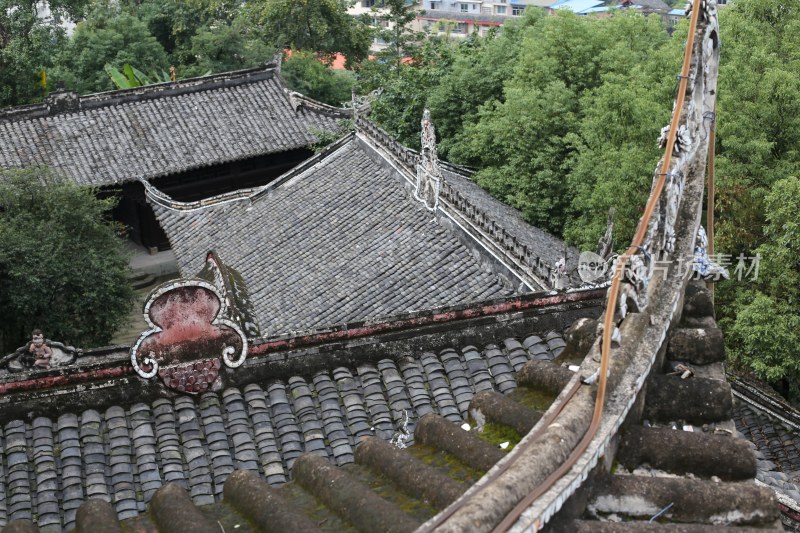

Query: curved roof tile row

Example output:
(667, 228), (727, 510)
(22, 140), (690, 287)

(0, 65), (346, 187)
(152, 139), (518, 335)
(0, 332), (564, 531)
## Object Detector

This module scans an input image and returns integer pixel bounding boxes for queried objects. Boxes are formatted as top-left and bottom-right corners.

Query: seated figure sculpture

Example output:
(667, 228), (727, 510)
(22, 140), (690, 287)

(29, 329), (52, 368)
(1, 329), (81, 373)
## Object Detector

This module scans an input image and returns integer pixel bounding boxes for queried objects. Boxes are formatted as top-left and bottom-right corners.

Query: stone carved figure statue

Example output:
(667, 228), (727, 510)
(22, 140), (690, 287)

(1, 330), (81, 373)
(693, 225), (729, 280)
(415, 109), (442, 211)
(29, 329), (52, 368)
(596, 208), (615, 261)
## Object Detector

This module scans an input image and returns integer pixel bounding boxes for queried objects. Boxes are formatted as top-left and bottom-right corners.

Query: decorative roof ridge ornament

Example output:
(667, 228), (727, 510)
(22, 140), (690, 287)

(286, 89), (302, 112)
(130, 252), (251, 394)
(693, 225), (729, 280)
(198, 251), (261, 338)
(269, 50), (283, 73)
(283, 85), (355, 117)
(348, 87), (383, 123)
(1, 330), (82, 373)
(414, 108), (442, 211)
(597, 207), (615, 261)
(605, 0), (719, 325)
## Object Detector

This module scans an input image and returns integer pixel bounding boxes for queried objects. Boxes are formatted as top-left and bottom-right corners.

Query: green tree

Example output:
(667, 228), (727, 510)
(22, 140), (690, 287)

(53, 9), (169, 93)
(0, 0), (85, 107)
(426, 11), (545, 157)
(105, 63), (171, 89)
(715, 0), (800, 258)
(373, 0), (424, 68)
(120, 0), (242, 58)
(563, 16), (681, 248)
(706, 0), (800, 398)
(443, 11), (675, 237)
(724, 177), (800, 397)
(449, 77), (580, 234)
(246, 0), (372, 67)
(181, 19), (274, 77)
(282, 50), (355, 106)
(0, 169), (134, 353)
(360, 37), (455, 149)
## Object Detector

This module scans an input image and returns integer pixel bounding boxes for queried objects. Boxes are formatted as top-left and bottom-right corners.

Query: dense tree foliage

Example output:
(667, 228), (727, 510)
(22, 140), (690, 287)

(1, 0), (367, 103)
(0, 169), (134, 353)
(367, 10), (681, 239)
(181, 19), (273, 78)
(245, 0), (372, 67)
(53, 9), (169, 93)
(712, 0), (800, 397)
(723, 177), (800, 396)
(0, 0), (85, 107)
(282, 50), (355, 106)
(359, 38), (456, 150)
(715, 0), (800, 258)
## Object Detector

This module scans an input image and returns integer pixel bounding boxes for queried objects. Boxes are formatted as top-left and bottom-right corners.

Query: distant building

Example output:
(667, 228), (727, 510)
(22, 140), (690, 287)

(349, 0), (539, 49)
(417, 0), (538, 38)
(34, 0), (76, 36)
(548, 0), (673, 18)
(349, 0), (424, 52)
(548, 0), (613, 14)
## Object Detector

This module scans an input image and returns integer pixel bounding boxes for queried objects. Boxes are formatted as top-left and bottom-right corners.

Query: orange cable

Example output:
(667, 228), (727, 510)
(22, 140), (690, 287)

(707, 99), (717, 300)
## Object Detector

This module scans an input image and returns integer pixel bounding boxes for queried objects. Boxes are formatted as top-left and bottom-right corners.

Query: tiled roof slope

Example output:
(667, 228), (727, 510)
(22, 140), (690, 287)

(151, 137), (517, 336)
(732, 377), (800, 530)
(0, 64), (346, 187)
(0, 331), (564, 531)
(735, 402), (800, 493)
(440, 166), (581, 286)
(353, 116), (577, 289)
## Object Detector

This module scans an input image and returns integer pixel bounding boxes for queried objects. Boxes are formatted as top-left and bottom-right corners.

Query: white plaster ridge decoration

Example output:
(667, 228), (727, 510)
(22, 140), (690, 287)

(348, 87), (383, 121)
(129, 278), (248, 393)
(415, 108), (442, 211)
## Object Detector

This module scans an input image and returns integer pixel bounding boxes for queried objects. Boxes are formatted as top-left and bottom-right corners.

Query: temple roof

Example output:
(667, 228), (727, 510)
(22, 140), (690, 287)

(440, 164), (575, 282)
(732, 375), (800, 527)
(0, 61), (348, 187)
(149, 131), (536, 336)
(0, 326), (568, 530)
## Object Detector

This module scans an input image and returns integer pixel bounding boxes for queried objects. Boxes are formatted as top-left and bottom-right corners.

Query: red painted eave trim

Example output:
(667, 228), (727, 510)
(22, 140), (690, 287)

(0, 289), (604, 395)
(250, 289), (604, 356)
(779, 502), (800, 522)
(0, 365), (134, 395)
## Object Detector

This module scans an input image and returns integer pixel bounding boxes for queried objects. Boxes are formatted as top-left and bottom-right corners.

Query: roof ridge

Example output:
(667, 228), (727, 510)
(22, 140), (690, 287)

(0, 59), (352, 123)
(247, 287), (602, 350)
(355, 114), (563, 289)
(438, 175), (559, 287)
(355, 116), (420, 173)
(0, 62), (278, 122)
(142, 178), (255, 212)
(729, 373), (800, 432)
(143, 133), (355, 211)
